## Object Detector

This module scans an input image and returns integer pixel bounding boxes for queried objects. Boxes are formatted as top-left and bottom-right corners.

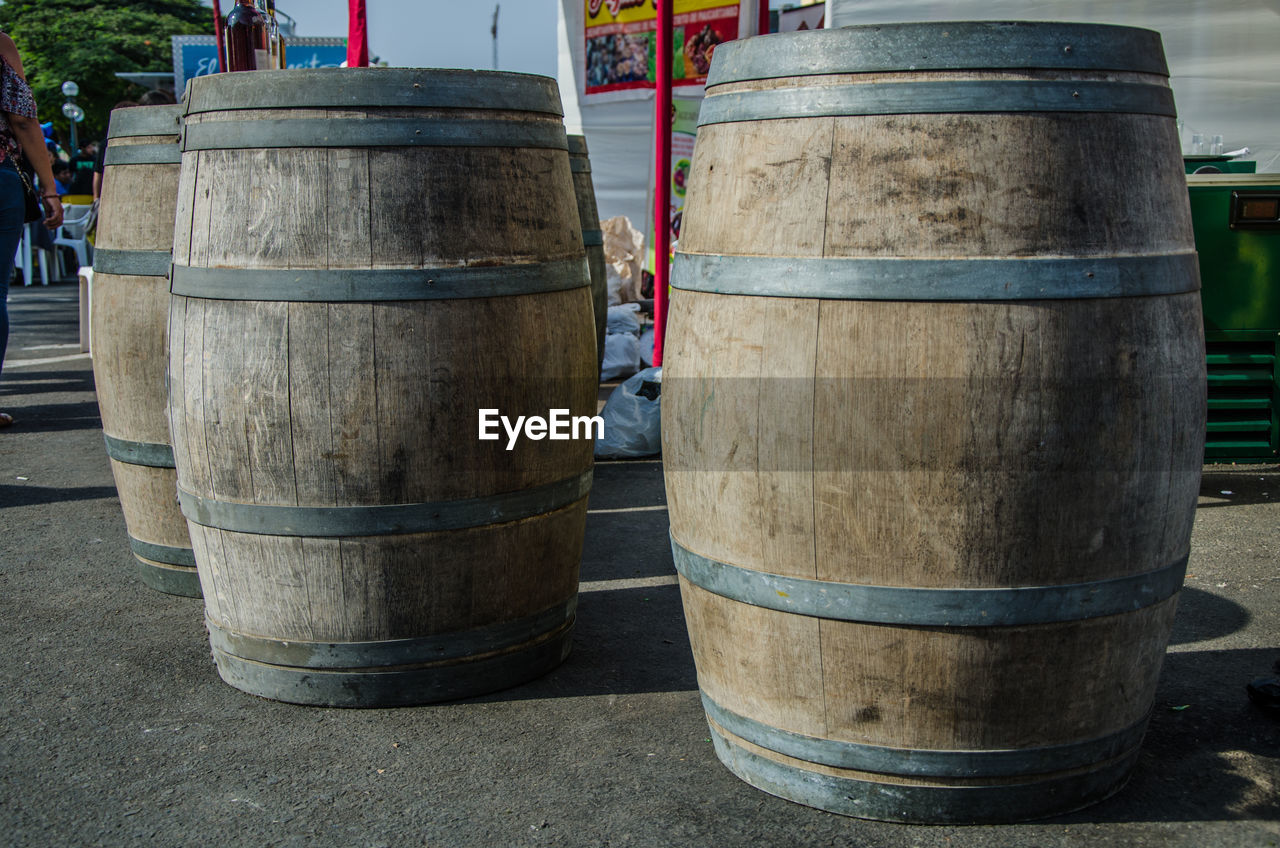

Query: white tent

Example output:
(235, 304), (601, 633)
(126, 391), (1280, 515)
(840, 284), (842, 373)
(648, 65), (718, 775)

(556, 1), (764, 228)
(823, 0), (1279, 171)
(556, 0), (1278, 229)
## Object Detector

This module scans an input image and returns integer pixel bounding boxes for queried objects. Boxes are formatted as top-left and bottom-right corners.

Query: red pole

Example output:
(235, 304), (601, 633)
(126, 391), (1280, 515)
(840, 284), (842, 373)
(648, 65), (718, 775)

(652, 0), (672, 367)
(348, 0), (370, 68)
(758, 0), (770, 36)
(212, 0), (227, 73)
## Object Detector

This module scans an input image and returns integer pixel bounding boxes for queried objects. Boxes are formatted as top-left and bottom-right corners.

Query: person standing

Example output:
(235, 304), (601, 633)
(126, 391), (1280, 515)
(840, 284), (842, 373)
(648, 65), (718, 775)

(69, 140), (96, 195)
(0, 29), (63, 428)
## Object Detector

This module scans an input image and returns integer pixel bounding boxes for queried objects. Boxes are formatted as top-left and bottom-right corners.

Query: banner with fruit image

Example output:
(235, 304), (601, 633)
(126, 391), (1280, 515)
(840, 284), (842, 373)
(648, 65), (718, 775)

(668, 96), (700, 246)
(584, 0), (741, 97)
(645, 96), (701, 274)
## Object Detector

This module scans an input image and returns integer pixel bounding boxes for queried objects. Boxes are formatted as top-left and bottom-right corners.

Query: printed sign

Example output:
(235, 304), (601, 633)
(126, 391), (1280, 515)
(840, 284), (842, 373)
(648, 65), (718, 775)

(646, 96), (701, 272)
(172, 36), (348, 93)
(668, 96), (700, 244)
(584, 0), (740, 97)
(778, 2), (824, 32)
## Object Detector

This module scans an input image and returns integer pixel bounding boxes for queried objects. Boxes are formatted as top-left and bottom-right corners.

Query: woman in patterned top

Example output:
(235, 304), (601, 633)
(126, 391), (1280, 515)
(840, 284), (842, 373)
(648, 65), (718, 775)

(0, 30), (62, 428)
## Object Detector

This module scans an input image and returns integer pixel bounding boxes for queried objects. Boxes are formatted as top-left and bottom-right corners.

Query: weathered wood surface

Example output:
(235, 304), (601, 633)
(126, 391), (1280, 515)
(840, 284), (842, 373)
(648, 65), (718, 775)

(663, 38), (1206, 822)
(170, 73), (595, 705)
(92, 115), (196, 596)
(568, 136), (608, 369)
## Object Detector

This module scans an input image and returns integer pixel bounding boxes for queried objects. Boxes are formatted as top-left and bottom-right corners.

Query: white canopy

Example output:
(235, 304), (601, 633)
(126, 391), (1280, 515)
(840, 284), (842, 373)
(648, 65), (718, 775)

(826, 0), (1279, 171)
(556, 0), (1279, 227)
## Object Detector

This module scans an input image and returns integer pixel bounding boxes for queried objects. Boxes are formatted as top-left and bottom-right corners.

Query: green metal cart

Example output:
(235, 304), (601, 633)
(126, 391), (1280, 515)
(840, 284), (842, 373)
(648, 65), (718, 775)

(1187, 172), (1280, 463)
(1185, 155), (1257, 175)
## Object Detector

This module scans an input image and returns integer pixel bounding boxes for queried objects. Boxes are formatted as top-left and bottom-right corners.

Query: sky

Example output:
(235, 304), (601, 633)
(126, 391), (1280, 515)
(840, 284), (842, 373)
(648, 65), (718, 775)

(272, 0), (560, 77)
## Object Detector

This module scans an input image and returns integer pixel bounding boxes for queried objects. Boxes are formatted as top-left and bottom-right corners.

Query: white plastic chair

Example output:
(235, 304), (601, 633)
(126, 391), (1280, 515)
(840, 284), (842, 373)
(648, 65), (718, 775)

(54, 202), (95, 272)
(14, 223), (51, 286)
(78, 265), (93, 354)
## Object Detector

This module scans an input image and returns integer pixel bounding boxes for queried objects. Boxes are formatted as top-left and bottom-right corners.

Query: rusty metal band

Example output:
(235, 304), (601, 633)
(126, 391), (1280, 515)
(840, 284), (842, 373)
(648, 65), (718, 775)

(128, 537), (196, 568)
(697, 81), (1175, 127)
(672, 252), (1200, 301)
(701, 692), (1148, 779)
(707, 22), (1169, 85)
(582, 229), (603, 247)
(169, 256), (590, 302)
(570, 157), (591, 173)
(178, 469), (592, 537)
(107, 104), (182, 139)
(671, 537), (1187, 626)
(708, 723), (1139, 824)
(103, 433), (176, 468)
(104, 144), (182, 166)
(207, 596), (576, 669)
(93, 248), (172, 278)
(180, 118), (568, 151)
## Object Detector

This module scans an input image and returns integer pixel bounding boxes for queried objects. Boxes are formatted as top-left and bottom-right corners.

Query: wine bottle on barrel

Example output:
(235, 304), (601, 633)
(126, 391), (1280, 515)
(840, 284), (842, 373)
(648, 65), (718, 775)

(265, 0), (286, 69)
(225, 0), (269, 72)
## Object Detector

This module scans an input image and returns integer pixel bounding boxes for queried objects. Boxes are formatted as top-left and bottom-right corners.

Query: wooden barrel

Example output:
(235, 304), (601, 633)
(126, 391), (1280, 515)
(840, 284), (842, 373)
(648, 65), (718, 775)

(169, 69), (596, 707)
(663, 22), (1206, 824)
(92, 104), (199, 598)
(568, 135), (608, 371)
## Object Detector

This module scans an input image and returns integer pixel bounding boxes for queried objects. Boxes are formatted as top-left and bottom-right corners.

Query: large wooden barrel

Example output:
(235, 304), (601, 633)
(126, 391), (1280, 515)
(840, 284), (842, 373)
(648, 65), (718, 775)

(169, 69), (596, 707)
(663, 22), (1206, 823)
(92, 104), (199, 597)
(568, 135), (608, 370)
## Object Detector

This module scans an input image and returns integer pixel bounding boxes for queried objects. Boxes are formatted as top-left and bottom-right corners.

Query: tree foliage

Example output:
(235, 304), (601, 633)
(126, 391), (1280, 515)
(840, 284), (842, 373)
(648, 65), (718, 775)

(0, 0), (210, 147)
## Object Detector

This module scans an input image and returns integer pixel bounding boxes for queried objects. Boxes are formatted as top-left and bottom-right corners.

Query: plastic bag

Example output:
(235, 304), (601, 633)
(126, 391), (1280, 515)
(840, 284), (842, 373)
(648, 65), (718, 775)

(606, 303), (642, 337)
(603, 215), (645, 305)
(637, 327), (655, 368)
(600, 332), (641, 381)
(595, 367), (662, 459)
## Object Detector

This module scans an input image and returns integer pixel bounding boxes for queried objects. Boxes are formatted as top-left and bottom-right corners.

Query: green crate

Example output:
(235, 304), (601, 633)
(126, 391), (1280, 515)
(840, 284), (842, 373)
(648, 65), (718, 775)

(1201, 332), (1278, 462)
(1185, 155), (1257, 175)
(1188, 173), (1280, 463)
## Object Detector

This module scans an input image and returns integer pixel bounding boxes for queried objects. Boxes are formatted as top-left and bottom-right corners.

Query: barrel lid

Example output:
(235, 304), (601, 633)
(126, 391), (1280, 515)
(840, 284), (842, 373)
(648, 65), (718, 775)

(107, 103), (182, 139)
(183, 68), (564, 117)
(707, 21), (1169, 85)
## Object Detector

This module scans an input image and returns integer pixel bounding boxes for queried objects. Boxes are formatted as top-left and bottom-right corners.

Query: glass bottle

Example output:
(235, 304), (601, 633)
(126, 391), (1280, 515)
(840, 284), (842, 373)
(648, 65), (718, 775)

(226, 0), (269, 72)
(264, 0), (285, 69)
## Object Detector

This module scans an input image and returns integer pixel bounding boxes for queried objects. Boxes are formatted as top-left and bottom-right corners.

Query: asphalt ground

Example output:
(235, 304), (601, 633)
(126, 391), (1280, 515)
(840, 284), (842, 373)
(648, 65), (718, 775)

(1, 280), (1277, 847)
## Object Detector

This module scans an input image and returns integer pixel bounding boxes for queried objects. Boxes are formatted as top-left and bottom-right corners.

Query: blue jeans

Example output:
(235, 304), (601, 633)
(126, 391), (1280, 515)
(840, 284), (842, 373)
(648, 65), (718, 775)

(0, 159), (27, 380)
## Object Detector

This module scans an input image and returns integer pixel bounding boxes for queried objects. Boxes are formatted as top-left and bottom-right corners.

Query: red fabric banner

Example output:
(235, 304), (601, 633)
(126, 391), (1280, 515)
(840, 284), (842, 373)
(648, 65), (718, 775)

(347, 0), (369, 67)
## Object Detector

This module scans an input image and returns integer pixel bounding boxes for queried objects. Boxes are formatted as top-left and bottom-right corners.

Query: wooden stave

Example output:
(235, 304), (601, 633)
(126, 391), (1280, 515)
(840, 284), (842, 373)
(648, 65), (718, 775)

(568, 135), (608, 371)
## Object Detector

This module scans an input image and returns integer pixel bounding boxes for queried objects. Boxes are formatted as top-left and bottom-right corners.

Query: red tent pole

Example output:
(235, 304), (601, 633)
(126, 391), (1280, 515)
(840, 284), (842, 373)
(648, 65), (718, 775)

(652, 0), (673, 367)
(758, 0), (770, 36)
(348, 0), (370, 68)
(211, 0), (227, 73)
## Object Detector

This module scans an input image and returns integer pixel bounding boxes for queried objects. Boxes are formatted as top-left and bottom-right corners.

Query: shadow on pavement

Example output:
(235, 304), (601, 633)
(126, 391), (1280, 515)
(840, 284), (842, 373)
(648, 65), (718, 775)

(1169, 586), (1252, 645)
(472, 583), (697, 703)
(580, 511), (674, 583)
(0, 369), (95, 396)
(1198, 468), (1280, 508)
(587, 460), (666, 511)
(0, 399), (101, 433)
(1061, 646), (1280, 824)
(0, 483), (118, 508)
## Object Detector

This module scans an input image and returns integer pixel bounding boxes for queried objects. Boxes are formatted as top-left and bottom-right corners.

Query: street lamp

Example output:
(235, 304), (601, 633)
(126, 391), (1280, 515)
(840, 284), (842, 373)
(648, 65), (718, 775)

(61, 80), (83, 156)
